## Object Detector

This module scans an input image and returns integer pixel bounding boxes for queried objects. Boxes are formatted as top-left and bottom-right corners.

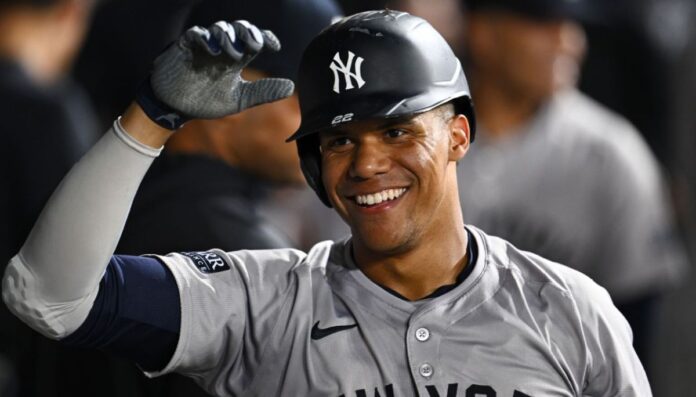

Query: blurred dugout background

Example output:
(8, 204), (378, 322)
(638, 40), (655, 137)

(1, 0), (695, 395)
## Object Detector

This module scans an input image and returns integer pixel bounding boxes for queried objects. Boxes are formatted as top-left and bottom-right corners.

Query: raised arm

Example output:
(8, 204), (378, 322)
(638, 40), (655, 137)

(2, 21), (294, 339)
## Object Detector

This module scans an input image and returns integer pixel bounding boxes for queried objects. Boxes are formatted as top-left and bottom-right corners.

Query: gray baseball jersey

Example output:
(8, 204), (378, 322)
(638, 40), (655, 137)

(146, 225), (649, 396)
(457, 89), (687, 303)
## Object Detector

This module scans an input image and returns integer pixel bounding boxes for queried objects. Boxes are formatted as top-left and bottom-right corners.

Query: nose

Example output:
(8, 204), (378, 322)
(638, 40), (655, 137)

(348, 138), (390, 180)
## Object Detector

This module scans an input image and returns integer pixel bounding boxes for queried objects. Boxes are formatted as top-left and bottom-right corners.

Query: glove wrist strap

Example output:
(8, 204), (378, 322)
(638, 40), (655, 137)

(135, 78), (190, 130)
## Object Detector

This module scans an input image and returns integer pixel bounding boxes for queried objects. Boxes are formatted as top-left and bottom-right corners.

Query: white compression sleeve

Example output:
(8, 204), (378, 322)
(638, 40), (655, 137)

(2, 119), (162, 339)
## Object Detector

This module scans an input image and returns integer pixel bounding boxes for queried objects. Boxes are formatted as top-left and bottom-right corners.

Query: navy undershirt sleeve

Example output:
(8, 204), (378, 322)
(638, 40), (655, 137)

(61, 255), (181, 372)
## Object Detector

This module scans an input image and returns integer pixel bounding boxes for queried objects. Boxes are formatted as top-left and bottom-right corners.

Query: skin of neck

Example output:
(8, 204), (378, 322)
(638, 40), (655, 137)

(470, 71), (543, 139)
(353, 162), (470, 301)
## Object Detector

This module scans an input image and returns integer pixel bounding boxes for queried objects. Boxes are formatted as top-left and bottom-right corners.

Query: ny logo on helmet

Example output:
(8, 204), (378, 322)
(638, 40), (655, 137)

(330, 51), (365, 94)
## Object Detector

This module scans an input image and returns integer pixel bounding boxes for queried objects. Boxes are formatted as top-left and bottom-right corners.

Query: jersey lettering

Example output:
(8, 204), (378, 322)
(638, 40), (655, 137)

(341, 383), (532, 397)
(466, 384), (496, 396)
(340, 384), (394, 397)
(426, 383), (458, 397)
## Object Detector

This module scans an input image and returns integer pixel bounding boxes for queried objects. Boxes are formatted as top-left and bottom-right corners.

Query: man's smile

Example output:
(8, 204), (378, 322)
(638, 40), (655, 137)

(352, 187), (408, 207)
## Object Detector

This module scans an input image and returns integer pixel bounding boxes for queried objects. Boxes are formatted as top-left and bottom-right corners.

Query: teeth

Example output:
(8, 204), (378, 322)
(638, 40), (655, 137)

(355, 188), (407, 206)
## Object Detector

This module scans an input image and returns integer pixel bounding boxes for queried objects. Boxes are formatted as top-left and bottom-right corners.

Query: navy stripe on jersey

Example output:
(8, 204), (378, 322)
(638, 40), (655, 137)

(62, 255), (180, 372)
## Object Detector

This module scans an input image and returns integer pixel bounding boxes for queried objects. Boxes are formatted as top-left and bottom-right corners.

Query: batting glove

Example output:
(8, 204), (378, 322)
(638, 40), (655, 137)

(136, 20), (295, 130)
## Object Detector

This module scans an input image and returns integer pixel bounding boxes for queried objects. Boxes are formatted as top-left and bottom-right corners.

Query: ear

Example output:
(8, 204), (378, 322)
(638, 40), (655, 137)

(448, 114), (470, 161)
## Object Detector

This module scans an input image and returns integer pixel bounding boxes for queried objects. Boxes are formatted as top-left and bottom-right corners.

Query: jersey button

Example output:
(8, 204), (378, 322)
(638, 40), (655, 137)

(419, 363), (434, 378)
(415, 327), (430, 342)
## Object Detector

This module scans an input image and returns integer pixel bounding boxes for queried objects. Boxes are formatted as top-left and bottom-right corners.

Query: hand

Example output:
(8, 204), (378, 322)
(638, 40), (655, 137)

(139, 20), (295, 129)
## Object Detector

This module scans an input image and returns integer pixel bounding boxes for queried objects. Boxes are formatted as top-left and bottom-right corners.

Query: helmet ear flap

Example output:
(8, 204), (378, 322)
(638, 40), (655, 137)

(297, 135), (332, 207)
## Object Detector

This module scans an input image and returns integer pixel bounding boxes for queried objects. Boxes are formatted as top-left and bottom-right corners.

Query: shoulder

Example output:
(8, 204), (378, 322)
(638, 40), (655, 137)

(480, 225), (652, 393)
(551, 90), (662, 189)
(553, 90), (635, 138)
(554, 91), (652, 159)
(475, 227), (636, 372)
(475, 226), (623, 323)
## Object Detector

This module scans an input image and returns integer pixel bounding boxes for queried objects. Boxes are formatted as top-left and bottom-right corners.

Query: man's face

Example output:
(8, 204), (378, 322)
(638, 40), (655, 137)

(469, 12), (586, 100)
(318, 108), (470, 256)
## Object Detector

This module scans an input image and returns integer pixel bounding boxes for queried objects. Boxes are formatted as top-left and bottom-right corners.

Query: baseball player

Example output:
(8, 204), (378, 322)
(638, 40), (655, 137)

(3, 10), (650, 396)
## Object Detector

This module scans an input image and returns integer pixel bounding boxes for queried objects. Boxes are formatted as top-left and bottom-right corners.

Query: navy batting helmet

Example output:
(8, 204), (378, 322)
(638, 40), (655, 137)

(287, 10), (476, 207)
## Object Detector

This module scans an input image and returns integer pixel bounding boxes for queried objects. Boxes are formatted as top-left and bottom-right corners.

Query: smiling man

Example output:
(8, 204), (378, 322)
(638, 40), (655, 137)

(3, 9), (650, 397)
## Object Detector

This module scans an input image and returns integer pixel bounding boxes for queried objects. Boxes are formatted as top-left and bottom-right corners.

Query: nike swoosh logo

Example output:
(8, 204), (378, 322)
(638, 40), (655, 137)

(310, 321), (357, 340)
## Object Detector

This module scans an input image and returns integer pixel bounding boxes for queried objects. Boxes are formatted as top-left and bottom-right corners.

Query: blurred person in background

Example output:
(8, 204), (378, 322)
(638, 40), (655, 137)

(115, 0), (341, 395)
(0, 0), (99, 395)
(445, 0), (689, 378)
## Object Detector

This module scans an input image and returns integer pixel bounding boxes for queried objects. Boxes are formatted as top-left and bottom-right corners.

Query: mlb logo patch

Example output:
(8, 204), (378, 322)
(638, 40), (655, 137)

(181, 251), (230, 274)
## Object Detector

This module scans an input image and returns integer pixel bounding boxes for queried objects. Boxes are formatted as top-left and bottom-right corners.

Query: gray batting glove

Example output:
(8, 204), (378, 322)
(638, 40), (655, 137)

(138, 20), (295, 129)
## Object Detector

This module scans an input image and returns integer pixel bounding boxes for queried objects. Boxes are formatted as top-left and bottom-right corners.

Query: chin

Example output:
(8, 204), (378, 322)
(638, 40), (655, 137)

(352, 226), (414, 256)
